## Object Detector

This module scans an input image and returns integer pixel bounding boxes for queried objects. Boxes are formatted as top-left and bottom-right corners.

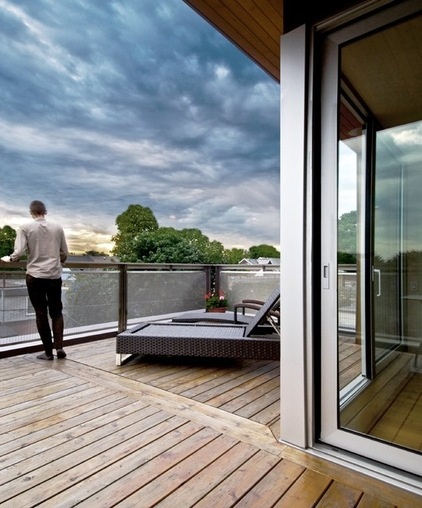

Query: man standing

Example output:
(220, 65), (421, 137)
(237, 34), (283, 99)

(9, 200), (69, 360)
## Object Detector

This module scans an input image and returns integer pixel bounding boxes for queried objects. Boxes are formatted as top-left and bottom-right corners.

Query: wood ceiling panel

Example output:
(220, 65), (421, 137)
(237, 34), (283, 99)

(342, 15), (422, 129)
(183, 0), (282, 82)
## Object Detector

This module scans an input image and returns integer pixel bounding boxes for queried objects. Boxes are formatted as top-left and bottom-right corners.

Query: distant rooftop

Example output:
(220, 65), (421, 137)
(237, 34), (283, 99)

(239, 257), (280, 265)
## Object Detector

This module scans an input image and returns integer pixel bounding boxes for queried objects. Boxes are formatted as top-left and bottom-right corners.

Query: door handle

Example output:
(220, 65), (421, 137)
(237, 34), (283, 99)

(373, 268), (381, 297)
(323, 263), (330, 289)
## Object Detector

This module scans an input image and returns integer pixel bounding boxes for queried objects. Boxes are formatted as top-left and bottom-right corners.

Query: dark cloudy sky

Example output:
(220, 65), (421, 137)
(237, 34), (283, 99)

(0, 0), (280, 254)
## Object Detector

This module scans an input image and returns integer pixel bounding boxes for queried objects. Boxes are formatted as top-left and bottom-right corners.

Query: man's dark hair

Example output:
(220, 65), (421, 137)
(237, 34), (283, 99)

(30, 200), (47, 215)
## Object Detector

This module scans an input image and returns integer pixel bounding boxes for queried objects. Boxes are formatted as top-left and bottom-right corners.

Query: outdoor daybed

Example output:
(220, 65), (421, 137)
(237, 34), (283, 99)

(116, 287), (280, 365)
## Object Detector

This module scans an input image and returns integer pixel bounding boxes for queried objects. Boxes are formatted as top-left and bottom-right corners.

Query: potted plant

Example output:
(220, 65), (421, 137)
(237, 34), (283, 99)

(205, 290), (229, 312)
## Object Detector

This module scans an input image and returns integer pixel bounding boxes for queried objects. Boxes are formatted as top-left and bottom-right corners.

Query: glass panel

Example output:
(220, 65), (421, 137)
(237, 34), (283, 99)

(373, 129), (404, 365)
(338, 99), (367, 395)
(337, 16), (422, 453)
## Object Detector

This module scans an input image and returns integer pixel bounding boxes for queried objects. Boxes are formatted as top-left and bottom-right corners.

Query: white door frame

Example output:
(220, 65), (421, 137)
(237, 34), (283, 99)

(319, 0), (422, 477)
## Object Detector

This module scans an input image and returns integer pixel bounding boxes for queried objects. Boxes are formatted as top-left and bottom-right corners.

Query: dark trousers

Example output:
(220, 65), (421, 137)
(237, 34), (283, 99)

(26, 275), (64, 356)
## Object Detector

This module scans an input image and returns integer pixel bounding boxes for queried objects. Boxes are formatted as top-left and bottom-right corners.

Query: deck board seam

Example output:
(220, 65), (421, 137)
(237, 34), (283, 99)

(23, 354), (285, 457)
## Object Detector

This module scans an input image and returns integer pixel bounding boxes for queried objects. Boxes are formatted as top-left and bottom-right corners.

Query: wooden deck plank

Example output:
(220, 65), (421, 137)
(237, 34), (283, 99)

(181, 449), (283, 508)
(370, 373), (421, 445)
(393, 377), (422, 450)
(0, 401), (156, 471)
(231, 459), (305, 507)
(0, 365), (58, 388)
(244, 397), (280, 426)
(0, 339), (420, 507)
(175, 360), (274, 397)
(0, 394), (133, 457)
(193, 362), (279, 404)
(83, 436), (245, 507)
(135, 356), (233, 383)
(0, 403), (164, 489)
(283, 447), (421, 507)
(357, 493), (396, 507)
(339, 350), (362, 385)
(0, 387), (127, 444)
(315, 480), (362, 507)
(44, 356), (284, 456)
(0, 384), (106, 433)
(269, 417), (281, 439)
(0, 359), (40, 380)
(230, 385), (279, 419)
(341, 353), (413, 431)
(4, 414), (193, 507)
(153, 442), (272, 508)
(125, 363), (196, 384)
(0, 375), (88, 411)
(206, 368), (279, 409)
(339, 337), (362, 390)
(106, 436), (263, 508)
(152, 365), (224, 389)
(272, 469), (332, 506)
(54, 426), (222, 508)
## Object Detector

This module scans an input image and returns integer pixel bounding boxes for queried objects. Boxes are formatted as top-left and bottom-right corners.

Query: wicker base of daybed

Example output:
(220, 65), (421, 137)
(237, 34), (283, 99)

(116, 322), (280, 364)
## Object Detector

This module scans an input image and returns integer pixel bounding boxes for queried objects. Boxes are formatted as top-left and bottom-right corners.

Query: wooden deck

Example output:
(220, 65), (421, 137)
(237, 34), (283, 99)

(0, 338), (420, 507)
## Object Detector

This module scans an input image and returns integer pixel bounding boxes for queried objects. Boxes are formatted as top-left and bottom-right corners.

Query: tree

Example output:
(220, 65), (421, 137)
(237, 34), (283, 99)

(0, 225), (16, 257)
(223, 248), (247, 264)
(133, 227), (226, 264)
(338, 210), (357, 264)
(179, 229), (225, 263)
(111, 204), (159, 260)
(248, 244), (280, 259)
(110, 204), (278, 264)
(134, 228), (203, 263)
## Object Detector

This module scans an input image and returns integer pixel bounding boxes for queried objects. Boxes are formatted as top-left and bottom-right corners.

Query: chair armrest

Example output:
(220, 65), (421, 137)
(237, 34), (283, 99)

(234, 303), (263, 322)
(241, 299), (265, 306)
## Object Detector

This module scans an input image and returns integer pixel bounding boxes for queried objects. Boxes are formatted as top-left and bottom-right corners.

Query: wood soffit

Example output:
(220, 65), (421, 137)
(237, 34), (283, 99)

(183, 0), (283, 83)
(184, 2), (420, 131)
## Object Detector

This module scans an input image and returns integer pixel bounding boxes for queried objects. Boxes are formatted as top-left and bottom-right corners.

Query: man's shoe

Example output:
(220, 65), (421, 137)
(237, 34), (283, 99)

(37, 353), (53, 360)
(56, 349), (67, 359)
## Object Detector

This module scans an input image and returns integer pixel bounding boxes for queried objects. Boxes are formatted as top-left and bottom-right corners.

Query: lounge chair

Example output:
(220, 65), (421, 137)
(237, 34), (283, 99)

(116, 286), (280, 365)
(172, 287), (280, 333)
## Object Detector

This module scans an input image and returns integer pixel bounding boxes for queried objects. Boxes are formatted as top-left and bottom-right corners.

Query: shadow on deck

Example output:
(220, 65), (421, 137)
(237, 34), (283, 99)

(0, 338), (420, 507)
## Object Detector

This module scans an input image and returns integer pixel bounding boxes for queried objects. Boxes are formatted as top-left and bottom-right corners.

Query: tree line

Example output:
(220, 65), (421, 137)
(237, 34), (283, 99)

(111, 204), (280, 263)
(0, 204), (280, 264)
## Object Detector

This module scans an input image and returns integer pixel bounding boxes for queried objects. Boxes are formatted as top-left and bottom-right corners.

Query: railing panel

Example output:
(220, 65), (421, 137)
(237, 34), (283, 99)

(0, 264), (209, 349)
(1, 262), (290, 354)
(127, 270), (206, 319)
(64, 269), (120, 329)
(338, 271), (357, 330)
(220, 269), (280, 309)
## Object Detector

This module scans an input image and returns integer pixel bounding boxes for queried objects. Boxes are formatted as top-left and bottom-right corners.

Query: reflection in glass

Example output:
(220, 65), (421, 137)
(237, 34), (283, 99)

(337, 15), (421, 453)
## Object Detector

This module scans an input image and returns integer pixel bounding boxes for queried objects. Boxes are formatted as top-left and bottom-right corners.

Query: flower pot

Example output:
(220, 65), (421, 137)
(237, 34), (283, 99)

(206, 307), (227, 313)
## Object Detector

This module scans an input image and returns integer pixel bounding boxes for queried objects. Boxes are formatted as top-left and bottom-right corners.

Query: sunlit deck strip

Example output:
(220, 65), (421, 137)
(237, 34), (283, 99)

(0, 338), (419, 507)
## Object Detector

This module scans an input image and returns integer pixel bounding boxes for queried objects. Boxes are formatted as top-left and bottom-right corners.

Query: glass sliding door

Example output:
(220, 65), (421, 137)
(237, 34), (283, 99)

(372, 130), (405, 367)
(320, 2), (421, 476)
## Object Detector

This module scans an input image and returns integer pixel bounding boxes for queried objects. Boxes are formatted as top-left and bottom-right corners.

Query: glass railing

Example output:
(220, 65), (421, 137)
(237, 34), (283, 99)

(0, 262), (281, 354)
(338, 265), (357, 331)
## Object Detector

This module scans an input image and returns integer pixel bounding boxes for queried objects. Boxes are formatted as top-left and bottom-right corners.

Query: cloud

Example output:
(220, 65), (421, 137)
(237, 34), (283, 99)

(0, 0), (280, 253)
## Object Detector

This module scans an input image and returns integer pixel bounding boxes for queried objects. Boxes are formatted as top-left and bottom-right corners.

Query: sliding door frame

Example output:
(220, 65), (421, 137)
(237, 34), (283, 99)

(318, 0), (421, 477)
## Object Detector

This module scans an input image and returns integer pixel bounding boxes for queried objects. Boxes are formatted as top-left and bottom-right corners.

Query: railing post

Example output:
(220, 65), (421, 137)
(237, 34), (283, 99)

(118, 264), (128, 333)
(205, 266), (211, 295)
(214, 265), (221, 294)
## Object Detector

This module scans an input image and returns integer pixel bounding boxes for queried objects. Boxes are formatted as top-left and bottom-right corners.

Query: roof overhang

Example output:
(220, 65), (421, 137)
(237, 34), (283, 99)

(184, 1), (420, 130)
(182, 1), (367, 83)
(183, 0), (283, 82)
